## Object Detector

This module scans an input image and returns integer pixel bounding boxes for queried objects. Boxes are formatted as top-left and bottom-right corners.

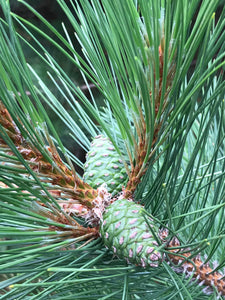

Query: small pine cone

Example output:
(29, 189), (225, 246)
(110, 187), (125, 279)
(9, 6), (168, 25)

(100, 198), (162, 268)
(83, 135), (127, 196)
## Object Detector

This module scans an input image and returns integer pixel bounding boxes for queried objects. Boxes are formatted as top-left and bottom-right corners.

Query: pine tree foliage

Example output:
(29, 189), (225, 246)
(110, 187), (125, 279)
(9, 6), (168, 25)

(0, 0), (225, 299)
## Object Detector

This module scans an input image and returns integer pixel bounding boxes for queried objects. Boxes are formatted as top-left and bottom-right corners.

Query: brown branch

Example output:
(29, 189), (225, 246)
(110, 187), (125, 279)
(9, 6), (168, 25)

(124, 43), (176, 198)
(0, 101), (98, 209)
(167, 237), (225, 296)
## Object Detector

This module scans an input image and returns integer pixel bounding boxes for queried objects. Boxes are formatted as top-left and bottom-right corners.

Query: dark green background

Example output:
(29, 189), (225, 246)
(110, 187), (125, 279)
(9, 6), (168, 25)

(5, 1), (103, 174)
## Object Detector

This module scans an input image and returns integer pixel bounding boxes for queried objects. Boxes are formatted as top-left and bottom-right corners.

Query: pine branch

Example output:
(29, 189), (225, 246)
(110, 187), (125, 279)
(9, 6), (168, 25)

(0, 100), (98, 204)
(0, 0), (225, 299)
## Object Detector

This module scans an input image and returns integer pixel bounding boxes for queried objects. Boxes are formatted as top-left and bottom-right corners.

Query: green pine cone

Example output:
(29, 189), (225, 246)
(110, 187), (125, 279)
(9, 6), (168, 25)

(100, 198), (162, 268)
(83, 135), (127, 195)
